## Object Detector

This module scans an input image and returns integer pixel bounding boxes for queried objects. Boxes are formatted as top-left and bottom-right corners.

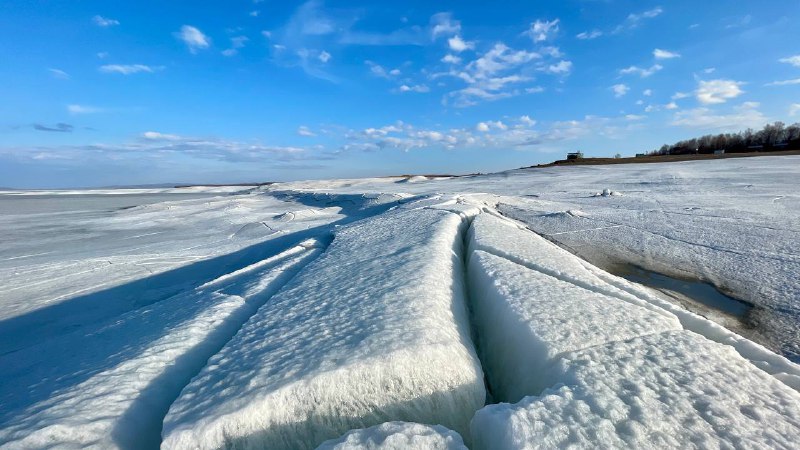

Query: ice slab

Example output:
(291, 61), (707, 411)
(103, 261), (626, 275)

(0, 245), (320, 449)
(468, 249), (680, 402)
(471, 331), (800, 449)
(161, 208), (484, 450)
(467, 213), (679, 322)
(316, 422), (467, 450)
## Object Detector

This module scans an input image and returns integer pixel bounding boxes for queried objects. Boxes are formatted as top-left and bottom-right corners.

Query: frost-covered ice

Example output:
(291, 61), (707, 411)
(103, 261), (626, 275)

(0, 243), (321, 449)
(2, 155), (800, 448)
(161, 207), (484, 449)
(468, 250), (679, 401)
(316, 422), (467, 450)
(471, 331), (800, 449)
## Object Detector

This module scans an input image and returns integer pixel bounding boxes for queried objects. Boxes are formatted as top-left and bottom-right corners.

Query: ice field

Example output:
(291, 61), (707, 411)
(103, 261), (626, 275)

(1, 156), (800, 448)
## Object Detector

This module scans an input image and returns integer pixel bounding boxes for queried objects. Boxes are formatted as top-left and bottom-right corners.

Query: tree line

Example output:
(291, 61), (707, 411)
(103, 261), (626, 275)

(650, 122), (800, 156)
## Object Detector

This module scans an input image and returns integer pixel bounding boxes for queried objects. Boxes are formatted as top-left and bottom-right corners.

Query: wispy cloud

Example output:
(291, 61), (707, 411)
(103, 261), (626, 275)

(619, 64), (663, 78)
(672, 102), (765, 130)
(222, 36), (249, 57)
(297, 126), (316, 137)
(175, 25), (211, 53)
(48, 68), (70, 79)
(613, 7), (663, 34)
(67, 104), (104, 114)
(576, 30), (602, 40)
(430, 12), (461, 39)
(525, 19), (559, 43)
(695, 79), (744, 104)
(397, 84), (430, 93)
(653, 48), (680, 59)
(92, 15), (119, 27)
(790, 104), (800, 117)
(99, 64), (163, 75)
(779, 55), (800, 67)
(765, 78), (800, 87)
(611, 83), (629, 97)
(34, 123), (74, 133)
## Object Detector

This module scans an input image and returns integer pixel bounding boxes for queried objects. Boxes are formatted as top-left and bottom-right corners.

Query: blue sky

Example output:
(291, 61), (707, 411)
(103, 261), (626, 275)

(1, 0), (799, 188)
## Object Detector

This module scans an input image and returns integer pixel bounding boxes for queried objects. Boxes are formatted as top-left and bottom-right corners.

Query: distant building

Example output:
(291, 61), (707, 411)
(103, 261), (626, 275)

(566, 151), (584, 160)
(713, 149), (725, 155)
(635, 153), (646, 158)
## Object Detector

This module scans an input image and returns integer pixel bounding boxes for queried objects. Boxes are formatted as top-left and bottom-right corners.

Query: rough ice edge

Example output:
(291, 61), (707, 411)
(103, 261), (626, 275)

(316, 422), (467, 449)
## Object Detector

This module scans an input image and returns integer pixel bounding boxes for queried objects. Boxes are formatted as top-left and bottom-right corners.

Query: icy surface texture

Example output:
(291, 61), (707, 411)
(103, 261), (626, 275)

(316, 422), (467, 450)
(0, 244), (320, 449)
(468, 249), (679, 401)
(161, 208), (484, 449)
(471, 331), (800, 449)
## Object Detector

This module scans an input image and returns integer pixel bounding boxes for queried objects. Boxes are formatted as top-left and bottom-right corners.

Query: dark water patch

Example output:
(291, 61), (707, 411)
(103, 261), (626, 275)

(611, 263), (754, 319)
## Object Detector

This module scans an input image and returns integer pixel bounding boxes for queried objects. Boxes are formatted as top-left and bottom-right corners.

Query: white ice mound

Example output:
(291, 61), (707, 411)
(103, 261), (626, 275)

(468, 250), (680, 401)
(161, 208), (485, 450)
(471, 331), (800, 449)
(316, 422), (467, 450)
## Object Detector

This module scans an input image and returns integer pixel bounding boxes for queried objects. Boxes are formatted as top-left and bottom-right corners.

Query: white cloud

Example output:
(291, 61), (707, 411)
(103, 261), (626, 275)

(790, 104), (800, 117)
(779, 55), (800, 67)
(625, 114), (645, 121)
(430, 12), (461, 39)
(525, 86), (545, 94)
(653, 48), (680, 59)
(619, 64), (663, 78)
(366, 61), (398, 78)
(141, 131), (182, 141)
(48, 68), (69, 79)
(250, 10), (260, 17)
(67, 104), (104, 114)
(665, 102), (679, 110)
(643, 89), (653, 96)
(476, 122), (490, 132)
(611, 83), (629, 97)
(519, 115), (536, 126)
(614, 7), (663, 33)
(96, 51), (109, 59)
(318, 50), (331, 63)
(398, 84), (430, 93)
(526, 19), (559, 42)
(672, 102), (766, 130)
(441, 54), (462, 64)
(576, 30), (602, 40)
(695, 79), (744, 104)
(703, 67), (716, 74)
(175, 25), (211, 53)
(222, 36), (249, 56)
(440, 42), (549, 106)
(448, 35), (474, 52)
(672, 91), (690, 99)
(297, 126), (316, 136)
(543, 60), (572, 75)
(765, 78), (800, 87)
(99, 64), (161, 75)
(92, 15), (119, 27)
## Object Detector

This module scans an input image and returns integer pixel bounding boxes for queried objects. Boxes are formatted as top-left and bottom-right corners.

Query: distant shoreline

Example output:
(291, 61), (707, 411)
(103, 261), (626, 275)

(525, 149), (800, 169)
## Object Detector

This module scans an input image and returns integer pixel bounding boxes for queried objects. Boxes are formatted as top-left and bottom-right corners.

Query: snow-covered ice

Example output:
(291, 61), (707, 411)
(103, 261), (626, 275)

(161, 206), (484, 449)
(2, 155), (800, 448)
(471, 331), (800, 449)
(316, 422), (467, 450)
